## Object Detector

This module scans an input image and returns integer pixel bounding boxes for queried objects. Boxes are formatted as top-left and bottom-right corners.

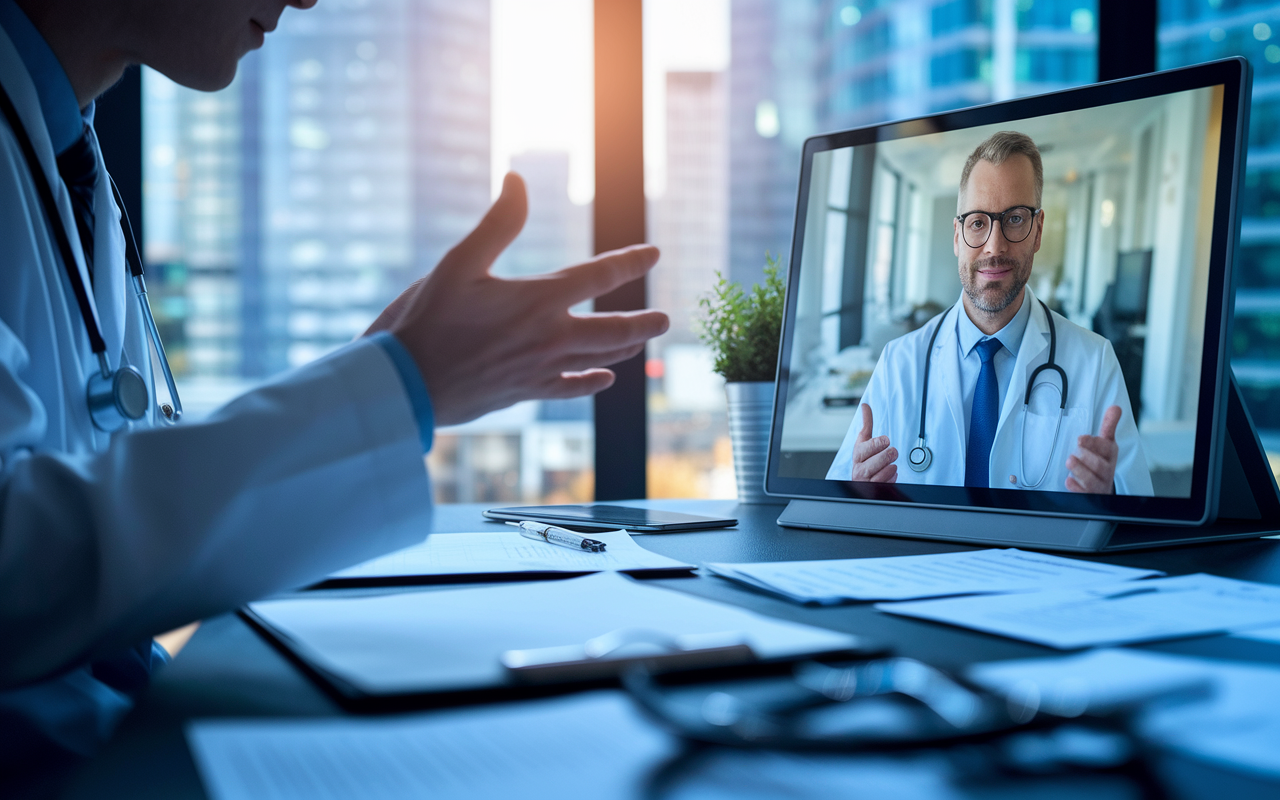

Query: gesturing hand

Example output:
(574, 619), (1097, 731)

(851, 403), (897, 482)
(370, 172), (669, 426)
(1065, 405), (1121, 494)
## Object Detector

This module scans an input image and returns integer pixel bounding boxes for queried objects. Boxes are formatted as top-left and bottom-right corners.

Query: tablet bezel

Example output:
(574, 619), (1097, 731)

(764, 58), (1251, 526)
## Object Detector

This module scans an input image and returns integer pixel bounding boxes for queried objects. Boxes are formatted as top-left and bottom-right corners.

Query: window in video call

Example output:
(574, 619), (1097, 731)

(777, 84), (1224, 499)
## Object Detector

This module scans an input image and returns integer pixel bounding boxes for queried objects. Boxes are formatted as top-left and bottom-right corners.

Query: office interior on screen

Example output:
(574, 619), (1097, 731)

(779, 86), (1224, 498)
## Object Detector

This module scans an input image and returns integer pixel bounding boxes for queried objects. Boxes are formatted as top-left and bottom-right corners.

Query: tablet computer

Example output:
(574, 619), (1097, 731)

(484, 505), (737, 532)
(765, 58), (1278, 547)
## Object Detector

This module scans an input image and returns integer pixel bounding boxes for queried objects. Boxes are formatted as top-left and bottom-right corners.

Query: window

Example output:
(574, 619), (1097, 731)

(143, 0), (596, 504)
(645, 0), (1097, 500)
(1159, 0), (1280, 461)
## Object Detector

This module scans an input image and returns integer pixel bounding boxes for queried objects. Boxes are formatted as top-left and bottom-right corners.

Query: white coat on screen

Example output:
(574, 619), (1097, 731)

(827, 288), (1154, 496)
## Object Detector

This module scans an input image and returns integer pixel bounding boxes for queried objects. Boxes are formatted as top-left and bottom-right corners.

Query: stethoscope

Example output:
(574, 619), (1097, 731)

(0, 82), (181, 432)
(906, 299), (1068, 488)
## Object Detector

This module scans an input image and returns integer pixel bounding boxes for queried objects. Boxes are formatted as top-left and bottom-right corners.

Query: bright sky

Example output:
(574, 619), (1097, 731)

(490, 0), (729, 205)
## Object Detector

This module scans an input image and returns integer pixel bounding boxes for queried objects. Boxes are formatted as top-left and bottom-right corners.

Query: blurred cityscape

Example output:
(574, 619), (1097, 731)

(141, 0), (1277, 504)
(1159, 0), (1280, 461)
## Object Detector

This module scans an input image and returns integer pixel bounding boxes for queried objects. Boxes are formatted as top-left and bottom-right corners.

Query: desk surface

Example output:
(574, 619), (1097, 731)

(64, 500), (1280, 798)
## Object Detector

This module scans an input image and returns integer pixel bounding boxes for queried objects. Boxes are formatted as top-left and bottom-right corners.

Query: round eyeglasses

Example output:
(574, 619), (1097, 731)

(956, 206), (1040, 248)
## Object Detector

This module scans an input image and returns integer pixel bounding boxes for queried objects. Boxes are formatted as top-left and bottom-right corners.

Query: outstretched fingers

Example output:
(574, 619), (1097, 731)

(561, 310), (670, 353)
(554, 245), (661, 306)
(434, 172), (529, 279)
(537, 369), (618, 399)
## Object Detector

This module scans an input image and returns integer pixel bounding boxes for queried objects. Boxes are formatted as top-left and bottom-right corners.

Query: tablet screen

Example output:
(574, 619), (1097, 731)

(767, 60), (1248, 524)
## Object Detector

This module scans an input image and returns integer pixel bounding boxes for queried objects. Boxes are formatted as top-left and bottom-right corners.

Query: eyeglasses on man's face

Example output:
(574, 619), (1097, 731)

(955, 206), (1041, 248)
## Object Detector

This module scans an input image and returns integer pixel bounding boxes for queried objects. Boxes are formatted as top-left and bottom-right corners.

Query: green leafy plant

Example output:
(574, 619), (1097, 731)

(696, 254), (786, 383)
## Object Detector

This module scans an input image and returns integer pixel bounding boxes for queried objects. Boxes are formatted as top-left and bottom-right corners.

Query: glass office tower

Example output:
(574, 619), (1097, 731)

(1159, 0), (1280, 462)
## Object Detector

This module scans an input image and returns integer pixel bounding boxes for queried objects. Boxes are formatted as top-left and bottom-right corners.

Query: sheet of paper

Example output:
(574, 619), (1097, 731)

(332, 530), (694, 580)
(188, 692), (965, 800)
(248, 572), (862, 695)
(968, 648), (1217, 715)
(188, 692), (675, 800)
(968, 649), (1280, 780)
(706, 548), (1161, 604)
(878, 573), (1280, 649)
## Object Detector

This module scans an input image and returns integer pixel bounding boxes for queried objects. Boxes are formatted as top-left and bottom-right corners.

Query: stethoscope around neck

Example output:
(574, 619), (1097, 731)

(0, 82), (181, 432)
(906, 300), (1068, 488)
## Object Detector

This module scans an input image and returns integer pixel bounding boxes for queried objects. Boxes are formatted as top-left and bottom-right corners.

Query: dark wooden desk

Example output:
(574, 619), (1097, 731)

(63, 501), (1280, 798)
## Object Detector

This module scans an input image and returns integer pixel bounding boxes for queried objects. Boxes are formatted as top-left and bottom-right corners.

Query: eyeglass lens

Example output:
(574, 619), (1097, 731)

(961, 207), (1034, 247)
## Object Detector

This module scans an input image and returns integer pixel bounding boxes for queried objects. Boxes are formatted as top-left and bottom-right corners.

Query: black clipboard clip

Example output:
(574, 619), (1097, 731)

(501, 627), (757, 683)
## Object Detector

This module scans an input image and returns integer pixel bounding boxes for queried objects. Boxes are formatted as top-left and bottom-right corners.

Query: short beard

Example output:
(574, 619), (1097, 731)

(962, 255), (1029, 314)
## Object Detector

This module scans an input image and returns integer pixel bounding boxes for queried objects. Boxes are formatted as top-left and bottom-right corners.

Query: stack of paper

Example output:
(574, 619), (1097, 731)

(247, 572), (864, 697)
(706, 549), (1162, 604)
(969, 649), (1280, 781)
(329, 530), (694, 583)
(880, 573), (1280, 649)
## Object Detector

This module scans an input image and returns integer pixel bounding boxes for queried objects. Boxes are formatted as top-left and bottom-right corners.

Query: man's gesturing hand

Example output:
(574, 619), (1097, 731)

(371, 173), (669, 426)
(1065, 405), (1121, 494)
(851, 404), (897, 482)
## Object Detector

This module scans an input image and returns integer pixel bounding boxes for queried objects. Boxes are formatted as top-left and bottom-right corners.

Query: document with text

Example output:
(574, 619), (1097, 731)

(706, 549), (1162, 604)
(879, 573), (1280, 649)
(331, 530), (694, 581)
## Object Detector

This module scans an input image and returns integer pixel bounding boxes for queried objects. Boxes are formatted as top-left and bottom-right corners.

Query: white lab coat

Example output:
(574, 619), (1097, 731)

(828, 288), (1154, 495)
(0, 27), (433, 688)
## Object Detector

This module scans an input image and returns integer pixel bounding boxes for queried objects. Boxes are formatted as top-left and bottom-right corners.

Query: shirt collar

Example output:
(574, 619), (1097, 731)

(955, 289), (1032, 358)
(0, 0), (88, 154)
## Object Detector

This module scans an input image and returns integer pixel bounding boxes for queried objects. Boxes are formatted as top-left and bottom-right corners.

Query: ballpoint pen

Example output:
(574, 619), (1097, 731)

(508, 521), (608, 552)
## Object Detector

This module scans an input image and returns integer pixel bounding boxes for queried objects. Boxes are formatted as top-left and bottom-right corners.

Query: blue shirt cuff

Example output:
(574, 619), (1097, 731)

(372, 332), (435, 453)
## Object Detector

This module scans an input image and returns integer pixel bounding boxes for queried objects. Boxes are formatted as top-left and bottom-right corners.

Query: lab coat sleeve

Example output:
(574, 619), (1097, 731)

(1094, 338), (1153, 496)
(0, 334), (434, 687)
(826, 345), (892, 480)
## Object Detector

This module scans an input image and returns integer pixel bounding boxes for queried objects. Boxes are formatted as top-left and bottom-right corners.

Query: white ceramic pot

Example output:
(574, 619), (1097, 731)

(726, 381), (776, 504)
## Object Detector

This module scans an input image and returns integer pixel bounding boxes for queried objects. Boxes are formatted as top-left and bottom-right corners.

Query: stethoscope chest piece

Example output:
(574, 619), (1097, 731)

(87, 362), (148, 431)
(908, 437), (932, 472)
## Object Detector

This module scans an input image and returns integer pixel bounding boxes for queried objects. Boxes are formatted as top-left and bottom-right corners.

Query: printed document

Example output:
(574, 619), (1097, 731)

(331, 530), (694, 580)
(879, 573), (1280, 649)
(248, 572), (861, 695)
(188, 692), (964, 800)
(706, 549), (1161, 604)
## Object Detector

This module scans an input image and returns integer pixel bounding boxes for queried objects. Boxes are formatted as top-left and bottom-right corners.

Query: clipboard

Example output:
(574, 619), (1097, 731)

(243, 573), (878, 711)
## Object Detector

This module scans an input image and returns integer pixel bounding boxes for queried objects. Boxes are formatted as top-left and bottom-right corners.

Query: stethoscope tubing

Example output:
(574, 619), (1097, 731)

(906, 299), (1067, 486)
(0, 80), (181, 425)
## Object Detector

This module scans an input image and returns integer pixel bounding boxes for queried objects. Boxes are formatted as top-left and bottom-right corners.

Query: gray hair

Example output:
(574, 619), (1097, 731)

(957, 131), (1043, 211)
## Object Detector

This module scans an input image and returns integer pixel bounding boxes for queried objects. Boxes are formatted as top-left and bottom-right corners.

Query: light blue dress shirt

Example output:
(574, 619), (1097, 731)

(954, 291), (1031, 440)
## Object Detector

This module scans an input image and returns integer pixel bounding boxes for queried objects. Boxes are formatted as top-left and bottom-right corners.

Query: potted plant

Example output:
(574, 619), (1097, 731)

(696, 254), (786, 503)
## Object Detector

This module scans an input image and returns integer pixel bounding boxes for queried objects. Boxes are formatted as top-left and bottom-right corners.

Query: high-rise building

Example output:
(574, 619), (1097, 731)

(1159, 0), (1280, 446)
(651, 71), (730, 350)
(648, 70), (734, 499)
(496, 150), (590, 279)
(726, 0), (1096, 286)
(727, 0), (820, 287)
(145, 0), (491, 385)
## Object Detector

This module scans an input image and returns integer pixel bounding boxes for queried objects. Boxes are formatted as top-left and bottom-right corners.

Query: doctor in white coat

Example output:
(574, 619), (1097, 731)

(828, 132), (1152, 496)
(0, 0), (667, 781)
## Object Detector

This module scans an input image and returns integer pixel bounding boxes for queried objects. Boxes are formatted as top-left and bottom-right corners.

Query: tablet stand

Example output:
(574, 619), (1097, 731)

(777, 374), (1280, 552)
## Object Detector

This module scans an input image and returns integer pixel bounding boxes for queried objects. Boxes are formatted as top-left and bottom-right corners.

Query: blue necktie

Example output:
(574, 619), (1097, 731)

(56, 125), (98, 278)
(965, 338), (1004, 487)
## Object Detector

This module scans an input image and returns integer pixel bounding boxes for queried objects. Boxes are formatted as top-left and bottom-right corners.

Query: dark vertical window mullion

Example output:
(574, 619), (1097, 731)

(1097, 1), (1157, 81)
(592, 0), (647, 500)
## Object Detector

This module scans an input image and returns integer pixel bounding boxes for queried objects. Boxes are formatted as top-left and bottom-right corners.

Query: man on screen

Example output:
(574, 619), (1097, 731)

(827, 132), (1153, 495)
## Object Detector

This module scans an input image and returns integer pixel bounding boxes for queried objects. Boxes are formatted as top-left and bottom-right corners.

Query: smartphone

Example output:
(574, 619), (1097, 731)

(483, 504), (737, 532)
